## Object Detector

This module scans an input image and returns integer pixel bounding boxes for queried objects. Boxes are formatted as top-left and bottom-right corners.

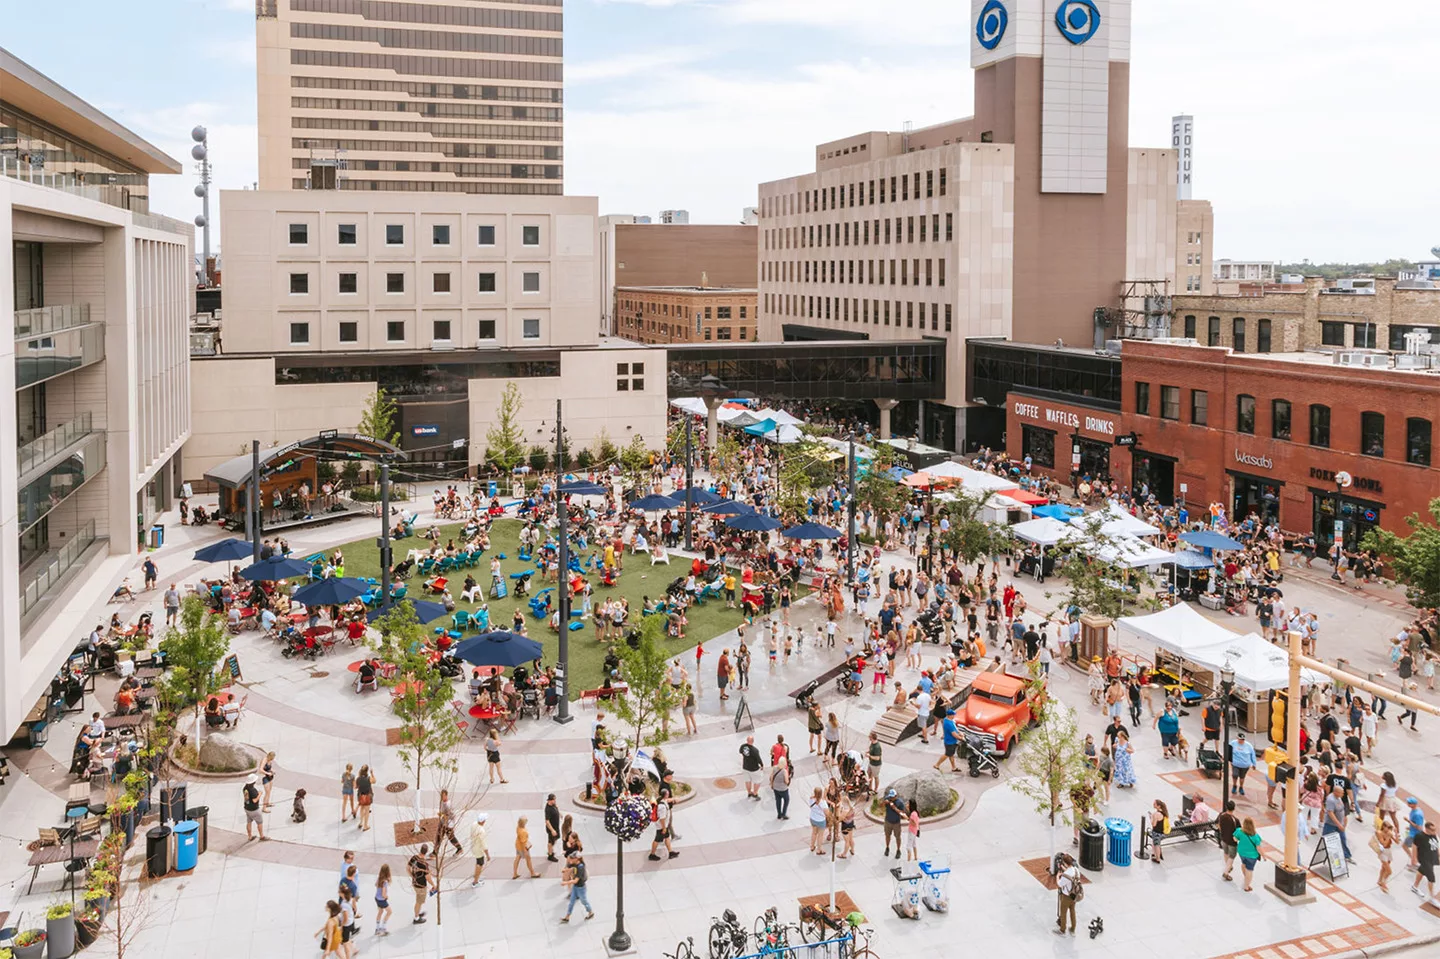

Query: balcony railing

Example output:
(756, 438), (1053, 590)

(18, 412), (96, 479)
(19, 433), (106, 533)
(16, 324), (106, 389)
(20, 519), (100, 622)
(1, 155), (150, 215)
(15, 304), (91, 339)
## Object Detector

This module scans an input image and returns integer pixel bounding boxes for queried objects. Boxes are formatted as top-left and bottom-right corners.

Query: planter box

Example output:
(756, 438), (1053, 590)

(46, 914), (75, 958)
(12, 932), (46, 959)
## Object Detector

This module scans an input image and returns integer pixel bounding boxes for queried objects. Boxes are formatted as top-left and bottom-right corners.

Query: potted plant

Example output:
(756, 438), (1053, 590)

(75, 907), (102, 949)
(45, 901), (75, 958)
(11, 929), (45, 959)
(84, 883), (110, 918)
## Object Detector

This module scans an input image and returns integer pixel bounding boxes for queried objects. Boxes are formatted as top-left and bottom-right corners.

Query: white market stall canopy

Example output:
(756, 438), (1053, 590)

(670, 397), (707, 416)
(1117, 605), (1324, 691)
(1096, 501), (1163, 538)
(1083, 534), (1175, 569)
(1118, 603), (1236, 652)
(924, 460), (1019, 495)
(1010, 516), (1080, 547)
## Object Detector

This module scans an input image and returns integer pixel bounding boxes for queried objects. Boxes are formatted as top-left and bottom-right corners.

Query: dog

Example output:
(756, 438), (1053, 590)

(1088, 917), (1104, 940)
(291, 788), (308, 823)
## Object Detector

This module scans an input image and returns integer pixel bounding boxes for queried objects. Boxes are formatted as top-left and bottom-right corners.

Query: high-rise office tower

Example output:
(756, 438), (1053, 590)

(255, 0), (564, 195)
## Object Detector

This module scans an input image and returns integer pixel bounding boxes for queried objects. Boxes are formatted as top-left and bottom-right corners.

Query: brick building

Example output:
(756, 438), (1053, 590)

(614, 286), (757, 344)
(1117, 340), (1440, 547)
(1171, 275), (1440, 354)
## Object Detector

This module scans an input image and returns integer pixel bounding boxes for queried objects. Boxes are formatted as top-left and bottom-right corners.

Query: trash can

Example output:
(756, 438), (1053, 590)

(173, 821), (199, 872)
(487, 480), (497, 498)
(1104, 817), (1133, 867)
(160, 783), (187, 823)
(149, 524), (165, 549)
(189, 805), (209, 854)
(146, 825), (172, 878)
(1079, 819), (1105, 871)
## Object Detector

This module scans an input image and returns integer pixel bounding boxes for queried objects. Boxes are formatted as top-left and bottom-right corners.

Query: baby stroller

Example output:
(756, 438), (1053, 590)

(1195, 740), (1224, 779)
(280, 628), (319, 660)
(963, 730), (1001, 778)
(838, 750), (873, 799)
(511, 571), (532, 599)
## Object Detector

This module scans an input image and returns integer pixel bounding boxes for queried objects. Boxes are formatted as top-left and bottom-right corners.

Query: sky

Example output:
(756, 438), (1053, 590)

(6, 0), (1438, 263)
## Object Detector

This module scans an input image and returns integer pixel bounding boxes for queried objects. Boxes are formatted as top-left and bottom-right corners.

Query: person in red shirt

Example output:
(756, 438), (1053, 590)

(770, 734), (790, 766)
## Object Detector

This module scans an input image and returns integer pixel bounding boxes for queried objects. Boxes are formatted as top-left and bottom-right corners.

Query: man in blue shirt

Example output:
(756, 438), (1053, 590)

(933, 710), (961, 772)
(1229, 733), (1257, 796)
(1405, 796), (1426, 869)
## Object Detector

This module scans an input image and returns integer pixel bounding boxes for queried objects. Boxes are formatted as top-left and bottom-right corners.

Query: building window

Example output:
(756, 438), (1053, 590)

(289, 322), (309, 345)
(522, 272), (540, 293)
(740, 306), (747, 318)
(717, 327), (732, 340)
(289, 223), (307, 244)
(338, 223), (357, 245)
(1134, 382), (1150, 416)
(717, 306), (732, 319)
(616, 378), (628, 391)
(1389, 324), (1440, 351)
(478, 272), (496, 293)
(478, 319), (496, 340)
(338, 272), (357, 294)
(1191, 389), (1208, 425)
(1257, 318), (1272, 353)
(522, 318), (541, 339)
(1184, 315), (1196, 339)
(944, 304), (951, 332)
(1232, 317), (1246, 353)
(1272, 399), (1292, 440)
(433, 319), (451, 341)
(432, 272), (451, 293)
(1236, 394), (1256, 434)
(385, 224), (404, 245)
(1309, 404), (1330, 448)
(386, 273), (405, 293)
(1352, 323), (1377, 349)
(1321, 321), (1345, 346)
(1160, 386), (1180, 420)
(289, 272), (309, 294)
(1361, 411), (1385, 457)
(1207, 316), (1220, 346)
(522, 225), (540, 246)
(338, 321), (357, 343)
(432, 224), (450, 246)
(1021, 425), (1055, 469)
(478, 225), (496, 246)
(1406, 417), (1432, 466)
(386, 320), (405, 342)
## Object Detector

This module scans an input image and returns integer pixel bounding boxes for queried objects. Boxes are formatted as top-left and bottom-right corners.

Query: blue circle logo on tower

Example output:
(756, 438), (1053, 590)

(1055, 0), (1100, 44)
(976, 0), (1008, 50)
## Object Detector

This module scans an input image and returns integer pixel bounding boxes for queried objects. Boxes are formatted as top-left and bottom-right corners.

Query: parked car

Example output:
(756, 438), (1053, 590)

(955, 671), (1042, 757)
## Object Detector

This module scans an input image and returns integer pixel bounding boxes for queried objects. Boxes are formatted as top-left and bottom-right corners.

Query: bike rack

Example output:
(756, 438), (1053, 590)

(732, 932), (856, 959)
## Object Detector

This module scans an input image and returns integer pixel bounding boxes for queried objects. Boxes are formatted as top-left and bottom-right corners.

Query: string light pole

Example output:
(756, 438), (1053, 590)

(551, 400), (573, 724)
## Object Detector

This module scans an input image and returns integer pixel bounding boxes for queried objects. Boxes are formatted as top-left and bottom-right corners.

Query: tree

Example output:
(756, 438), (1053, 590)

(101, 853), (176, 959)
(484, 382), (526, 472)
(1364, 498), (1440, 607)
(1009, 703), (1097, 864)
(775, 441), (833, 517)
(939, 489), (1008, 566)
(619, 433), (653, 492)
(591, 427), (619, 469)
(1053, 516), (1150, 619)
(358, 386), (400, 446)
(424, 746), (485, 959)
(157, 595), (231, 752)
(854, 448), (909, 527)
(370, 603), (463, 830)
(710, 428), (742, 474)
(610, 615), (679, 751)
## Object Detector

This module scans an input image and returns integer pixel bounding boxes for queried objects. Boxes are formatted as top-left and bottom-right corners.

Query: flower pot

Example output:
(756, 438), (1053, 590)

(46, 914), (75, 958)
(12, 931), (46, 959)
(75, 916), (100, 949)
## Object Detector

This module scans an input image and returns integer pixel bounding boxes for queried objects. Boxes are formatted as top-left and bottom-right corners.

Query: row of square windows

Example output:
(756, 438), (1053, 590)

(617, 301), (748, 319)
(288, 317), (541, 345)
(764, 213), (955, 252)
(1183, 315), (1440, 353)
(761, 170), (949, 219)
(765, 258), (947, 287)
(765, 293), (954, 333)
(289, 271), (536, 294)
(1134, 382), (1433, 466)
(288, 222), (539, 247)
(619, 315), (750, 341)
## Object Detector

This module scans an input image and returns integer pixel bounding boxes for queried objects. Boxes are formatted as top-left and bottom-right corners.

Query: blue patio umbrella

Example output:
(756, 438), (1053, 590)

(673, 486), (722, 507)
(725, 513), (783, 532)
(238, 555), (313, 581)
(1032, 503), (1085, 522)
(702, 499), (754, 515)
(559, 480), (608, 497)
(628, 493), (680, 511)
(882, 466), (914, 481)
(292, 576), (371, 608)
(452, 631), (543, 668)
(1180, 530), (1245, 551)
(781, 521), (843, 540)
(366, 599), (450, 624)
(193, 538), (255, 563)
(1168, 550), (1216, 570)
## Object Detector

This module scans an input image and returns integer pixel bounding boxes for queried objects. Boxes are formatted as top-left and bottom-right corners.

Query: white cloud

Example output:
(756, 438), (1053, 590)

(569, 48), (707, 82)
(720, 0), (969, 45)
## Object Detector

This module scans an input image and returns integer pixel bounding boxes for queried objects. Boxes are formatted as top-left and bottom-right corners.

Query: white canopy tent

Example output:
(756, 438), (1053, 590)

(768, 410), (805, 426)
(669, 397), (707, 416)
(1096, 501), (1163, 538)
(1117, 603), (1237, 653)
(1083, 534), (1175, 570)
(1117, 606), (1323, 691)
(1010, 516), (1080, 547)
(935, 490), (1031, 526)
(924, 460), (1020, 496)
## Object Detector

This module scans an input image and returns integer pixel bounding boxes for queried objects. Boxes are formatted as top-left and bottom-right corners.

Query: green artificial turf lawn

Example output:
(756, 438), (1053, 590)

(326, 518), (749, 697)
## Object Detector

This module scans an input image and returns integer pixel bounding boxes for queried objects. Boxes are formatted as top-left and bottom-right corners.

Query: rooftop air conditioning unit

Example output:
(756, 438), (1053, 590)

(1394, 354), (1432, 370)
(1359, 353), (1390, 368)
(1104, 339), (1123, 354)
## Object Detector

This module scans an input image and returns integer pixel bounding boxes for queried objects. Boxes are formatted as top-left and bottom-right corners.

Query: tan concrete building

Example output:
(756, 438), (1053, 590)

(615, 286), (757, 344)
(604, 222), (756, 340)
(255, 0), (563, 195)
(1214, 259), (1276, 283)
(1171, 275), (1440, 354)
(2, 48), (193, 738)
(1177, 199), (1214, 294)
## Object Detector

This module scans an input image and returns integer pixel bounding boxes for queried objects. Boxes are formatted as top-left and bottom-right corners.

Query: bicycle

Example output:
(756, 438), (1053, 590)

(707, 909), (748, 959)
(846, 921), (879, 959)
(753, 907), (791, 954)
(665, 937), (699, 959)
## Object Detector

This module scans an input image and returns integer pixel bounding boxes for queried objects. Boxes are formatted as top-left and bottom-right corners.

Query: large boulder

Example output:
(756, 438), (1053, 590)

(887, 771), (956, 818)
(197, 733), (254, 773)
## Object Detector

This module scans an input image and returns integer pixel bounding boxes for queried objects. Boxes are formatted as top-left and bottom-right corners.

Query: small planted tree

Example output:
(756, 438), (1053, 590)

(591, 427), (619, 469)
(484, 381), (526, 473)
(855, 448), (910, 527)
(357, 386), (401, 446)
(101, 853), (175, 959)
(610, 615), (679, 753)
(370, 603), (462, 830)
(620, 433), (653, 492)
(1009, 702), (1097, 862)
(1364, 499), (1440, 607)
(1053, 516), (1150, 619)
(157, 595), (231, 752)
(939, 489), (1007, 566)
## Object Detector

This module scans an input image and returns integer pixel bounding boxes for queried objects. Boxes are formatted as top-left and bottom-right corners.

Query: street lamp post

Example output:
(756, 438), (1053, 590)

(683, 416), (695, 552)
(846, 432), (857, 584)
(1219, 662), (1236, 804)
(554, 400), (573, 725)
(1329, 475), (1349, 580)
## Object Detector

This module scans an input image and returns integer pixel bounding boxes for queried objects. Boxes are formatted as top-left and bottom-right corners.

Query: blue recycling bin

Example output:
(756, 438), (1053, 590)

(487, 480), (497, 498)
(173, 821), (199, 872)
(1105, 817), (1133, 867)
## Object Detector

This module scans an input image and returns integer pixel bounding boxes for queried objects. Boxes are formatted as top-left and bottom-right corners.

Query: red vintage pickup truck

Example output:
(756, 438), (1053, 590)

(955, 671), (1042, 757)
